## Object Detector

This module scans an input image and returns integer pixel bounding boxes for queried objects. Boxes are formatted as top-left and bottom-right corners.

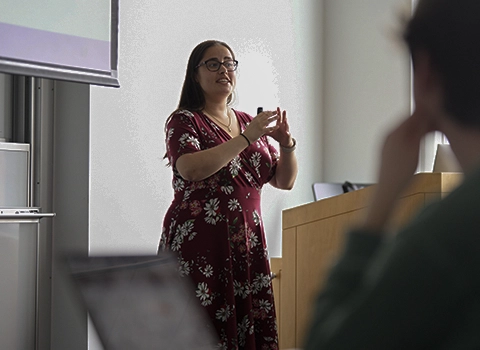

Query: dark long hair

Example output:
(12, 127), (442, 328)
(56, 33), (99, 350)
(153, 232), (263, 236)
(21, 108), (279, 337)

(163, 40), (237, 163)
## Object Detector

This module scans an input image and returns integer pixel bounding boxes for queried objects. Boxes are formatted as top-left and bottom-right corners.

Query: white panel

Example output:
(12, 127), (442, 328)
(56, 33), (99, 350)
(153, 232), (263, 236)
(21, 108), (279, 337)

(0, 143), (29, 206)
(323, 0), (412, 182)
(0, 222), (38, 350)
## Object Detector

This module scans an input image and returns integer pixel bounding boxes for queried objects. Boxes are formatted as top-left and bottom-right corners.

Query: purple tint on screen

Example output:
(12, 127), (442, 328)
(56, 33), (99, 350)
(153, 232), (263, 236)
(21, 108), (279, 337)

(0, 22), (110, 72)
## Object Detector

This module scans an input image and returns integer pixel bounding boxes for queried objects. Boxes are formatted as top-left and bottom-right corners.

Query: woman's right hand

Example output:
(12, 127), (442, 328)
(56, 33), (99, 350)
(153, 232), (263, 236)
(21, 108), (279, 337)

(243, 110), (279, 143)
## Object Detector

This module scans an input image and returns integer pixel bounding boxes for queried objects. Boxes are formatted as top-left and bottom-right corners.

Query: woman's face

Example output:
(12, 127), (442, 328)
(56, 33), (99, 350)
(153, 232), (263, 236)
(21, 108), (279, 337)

(195, 44), (236, 103)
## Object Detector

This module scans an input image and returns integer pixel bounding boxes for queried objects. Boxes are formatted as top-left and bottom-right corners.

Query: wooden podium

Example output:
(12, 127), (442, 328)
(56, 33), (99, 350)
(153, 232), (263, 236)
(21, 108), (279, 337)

(272, 172), (462, 349)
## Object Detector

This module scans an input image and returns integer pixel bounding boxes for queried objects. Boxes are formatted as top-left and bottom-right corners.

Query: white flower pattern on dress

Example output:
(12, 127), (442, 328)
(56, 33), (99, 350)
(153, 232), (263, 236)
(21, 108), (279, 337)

(228, 198), (241, 212)
(161, 110), (279, 349)
(250, 152), (262, 178)
(173, 178), (184, 192)
(178, 110), (194, 118)
(196, 282), (213, 306)
(215, 305), (233, 322)
(178, 133), (201, 150)
(221, 185), (234, 195)
(204, 198), (221, 225)
(252, 273), (272, 295)
(247, 230), (259, 250)
(253, 210), (261, 226)
(171, 219), (196, 251)
(229, 156), (242, 177)
(200, 264), (214, 278)
(166, 127), (174, 143)
(237, 316), (252, 347)
(234, 280), (251, 299)
(178, 259), (192, 277)
(258, 299), (273, 313)
(244, 171), (254, 187)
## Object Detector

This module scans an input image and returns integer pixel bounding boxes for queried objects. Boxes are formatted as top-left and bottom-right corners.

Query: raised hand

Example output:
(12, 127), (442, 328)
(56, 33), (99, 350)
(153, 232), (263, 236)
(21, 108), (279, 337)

(243, 110), (280, 143)
(267, 107), (293, 147)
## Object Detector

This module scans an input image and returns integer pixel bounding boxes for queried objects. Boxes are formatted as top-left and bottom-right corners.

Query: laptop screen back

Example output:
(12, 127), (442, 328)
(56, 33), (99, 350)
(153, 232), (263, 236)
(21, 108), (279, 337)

(69, 254), (218, 350)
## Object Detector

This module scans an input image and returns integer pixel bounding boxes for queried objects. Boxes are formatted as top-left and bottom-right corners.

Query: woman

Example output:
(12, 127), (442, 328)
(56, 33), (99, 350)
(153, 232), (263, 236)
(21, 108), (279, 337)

(159, 40), (298, 349)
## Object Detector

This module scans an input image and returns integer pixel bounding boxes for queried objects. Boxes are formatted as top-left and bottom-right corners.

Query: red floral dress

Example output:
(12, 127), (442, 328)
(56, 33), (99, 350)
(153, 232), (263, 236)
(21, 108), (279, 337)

(159, 109), (279, 350)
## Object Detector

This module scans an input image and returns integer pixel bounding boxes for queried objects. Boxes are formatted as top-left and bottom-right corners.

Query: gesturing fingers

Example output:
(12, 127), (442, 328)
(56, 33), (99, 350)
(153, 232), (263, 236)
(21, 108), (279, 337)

(245, 110), (279, 141)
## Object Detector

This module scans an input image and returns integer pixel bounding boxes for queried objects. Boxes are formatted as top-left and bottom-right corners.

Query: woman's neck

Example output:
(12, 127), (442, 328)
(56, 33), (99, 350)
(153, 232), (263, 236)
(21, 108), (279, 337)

(203, 102), (229, 117)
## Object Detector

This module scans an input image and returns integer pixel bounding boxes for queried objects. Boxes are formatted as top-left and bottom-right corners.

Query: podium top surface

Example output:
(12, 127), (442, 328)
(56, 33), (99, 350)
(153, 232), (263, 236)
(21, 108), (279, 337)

(283, 172), (463, 229)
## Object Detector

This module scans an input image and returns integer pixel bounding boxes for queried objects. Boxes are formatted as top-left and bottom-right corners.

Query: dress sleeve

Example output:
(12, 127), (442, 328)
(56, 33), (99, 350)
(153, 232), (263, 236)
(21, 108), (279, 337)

(165, 110), (202, 168)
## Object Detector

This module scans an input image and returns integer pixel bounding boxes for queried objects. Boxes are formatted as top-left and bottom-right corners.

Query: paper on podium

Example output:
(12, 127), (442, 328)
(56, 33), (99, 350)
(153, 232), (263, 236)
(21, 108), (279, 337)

(433, 144), (461, 173)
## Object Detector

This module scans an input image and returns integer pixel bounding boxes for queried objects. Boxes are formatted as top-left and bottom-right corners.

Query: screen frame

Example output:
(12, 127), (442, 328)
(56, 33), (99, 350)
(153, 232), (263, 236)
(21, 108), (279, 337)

(0, 0), (119, 87)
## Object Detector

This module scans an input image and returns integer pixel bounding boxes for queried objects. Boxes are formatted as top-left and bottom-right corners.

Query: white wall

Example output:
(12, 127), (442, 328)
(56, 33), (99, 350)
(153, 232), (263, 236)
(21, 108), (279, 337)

(89, 0), (415, 262)
(89, 0), (418, 266)
(89, 0), (324, 261)
(322, 0), (412, 182)
(80, 0), (414, 348)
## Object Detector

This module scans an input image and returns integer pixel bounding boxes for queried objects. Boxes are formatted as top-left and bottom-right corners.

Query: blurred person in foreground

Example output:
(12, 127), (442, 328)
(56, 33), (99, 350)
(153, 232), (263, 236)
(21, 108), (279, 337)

(304, 0), (480, 348)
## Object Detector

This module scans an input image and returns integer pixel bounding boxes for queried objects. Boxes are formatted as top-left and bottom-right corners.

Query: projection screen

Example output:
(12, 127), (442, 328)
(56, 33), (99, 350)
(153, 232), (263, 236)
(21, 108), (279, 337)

(0, 0), (119, 87)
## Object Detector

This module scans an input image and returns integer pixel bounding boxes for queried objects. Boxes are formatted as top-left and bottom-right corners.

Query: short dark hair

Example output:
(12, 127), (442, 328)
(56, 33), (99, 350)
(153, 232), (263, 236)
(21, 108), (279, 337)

(404, 0), (480, 127)
(177, 40), (236, 111)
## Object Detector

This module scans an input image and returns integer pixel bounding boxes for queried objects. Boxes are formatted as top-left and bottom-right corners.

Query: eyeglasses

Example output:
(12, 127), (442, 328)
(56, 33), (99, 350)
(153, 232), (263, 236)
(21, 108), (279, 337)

(196, 59), (238, 72)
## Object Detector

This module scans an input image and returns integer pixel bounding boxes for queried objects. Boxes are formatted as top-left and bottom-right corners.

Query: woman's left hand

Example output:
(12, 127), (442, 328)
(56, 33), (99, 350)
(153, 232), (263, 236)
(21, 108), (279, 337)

(266, 107), (298, 190)
(267, 107), (293, 147)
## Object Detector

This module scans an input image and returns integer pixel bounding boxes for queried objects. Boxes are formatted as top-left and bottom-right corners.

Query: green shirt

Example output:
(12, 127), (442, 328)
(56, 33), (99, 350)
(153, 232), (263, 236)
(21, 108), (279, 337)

(304, 168), (480, 349)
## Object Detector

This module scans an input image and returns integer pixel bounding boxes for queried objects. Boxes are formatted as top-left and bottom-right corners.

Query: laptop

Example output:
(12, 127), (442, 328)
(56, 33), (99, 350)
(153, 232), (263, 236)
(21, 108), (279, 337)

(68, 253), (218, 350)
(312, 181), (371, 201)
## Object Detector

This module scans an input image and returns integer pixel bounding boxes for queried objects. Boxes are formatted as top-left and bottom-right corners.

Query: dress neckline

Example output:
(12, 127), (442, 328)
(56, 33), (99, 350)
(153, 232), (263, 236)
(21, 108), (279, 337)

(201, 109), (244, 137)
